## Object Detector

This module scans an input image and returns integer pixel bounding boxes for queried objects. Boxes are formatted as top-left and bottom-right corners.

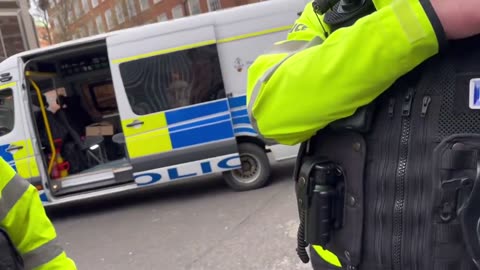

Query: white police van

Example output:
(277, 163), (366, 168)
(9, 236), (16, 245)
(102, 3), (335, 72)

(0, 0), (306, 205)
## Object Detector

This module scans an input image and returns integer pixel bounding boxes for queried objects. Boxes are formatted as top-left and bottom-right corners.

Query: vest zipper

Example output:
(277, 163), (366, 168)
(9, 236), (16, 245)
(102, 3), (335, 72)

(421, 96), (431, 118)
(388, 98), (396, 118)
(393, 88), (415, 270)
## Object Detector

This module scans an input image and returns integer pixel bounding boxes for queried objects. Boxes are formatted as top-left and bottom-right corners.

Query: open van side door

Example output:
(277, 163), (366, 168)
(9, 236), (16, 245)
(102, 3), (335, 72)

(0, 68), (42, 190)
(107, 23), (241, 186)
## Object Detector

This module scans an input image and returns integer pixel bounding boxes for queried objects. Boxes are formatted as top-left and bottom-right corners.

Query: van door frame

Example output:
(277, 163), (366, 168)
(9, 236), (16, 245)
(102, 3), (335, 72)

(0, 63), (50, 201)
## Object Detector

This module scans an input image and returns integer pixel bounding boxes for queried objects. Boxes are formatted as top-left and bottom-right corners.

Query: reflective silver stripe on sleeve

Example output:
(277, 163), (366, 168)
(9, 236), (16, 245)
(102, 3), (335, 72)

(23, 238), (64, 269)
(0, 175), (30, 222)
(264, 40), (316, 55)
(247, 36), (324, 141)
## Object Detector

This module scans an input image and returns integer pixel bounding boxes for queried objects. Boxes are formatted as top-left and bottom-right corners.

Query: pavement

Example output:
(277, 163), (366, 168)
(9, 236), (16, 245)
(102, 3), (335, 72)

(46, 159), (314, 270)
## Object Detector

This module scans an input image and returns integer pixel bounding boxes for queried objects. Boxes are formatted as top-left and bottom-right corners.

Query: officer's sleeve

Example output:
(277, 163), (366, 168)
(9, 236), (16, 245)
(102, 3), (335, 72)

(0, 157), (77, 269)
(247, 0), (446, 145)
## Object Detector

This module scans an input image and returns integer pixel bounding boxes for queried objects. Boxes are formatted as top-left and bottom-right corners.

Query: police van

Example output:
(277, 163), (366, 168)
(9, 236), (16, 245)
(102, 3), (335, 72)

(0, 0), (306, 205)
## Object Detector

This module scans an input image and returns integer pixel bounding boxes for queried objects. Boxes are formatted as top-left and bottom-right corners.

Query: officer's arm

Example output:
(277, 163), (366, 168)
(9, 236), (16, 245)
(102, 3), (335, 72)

(247, 0), (445, 145)
(0, 158), (77, 269)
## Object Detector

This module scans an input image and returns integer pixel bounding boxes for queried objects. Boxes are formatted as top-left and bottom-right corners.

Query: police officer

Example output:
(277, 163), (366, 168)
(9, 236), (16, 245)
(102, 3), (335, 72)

(0, 157), (76, 269)
(247, 0), (480, 269)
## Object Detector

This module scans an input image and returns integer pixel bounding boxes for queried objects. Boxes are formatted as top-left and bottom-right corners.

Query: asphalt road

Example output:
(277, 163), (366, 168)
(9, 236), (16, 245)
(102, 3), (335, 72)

(46, 159), (313, 270)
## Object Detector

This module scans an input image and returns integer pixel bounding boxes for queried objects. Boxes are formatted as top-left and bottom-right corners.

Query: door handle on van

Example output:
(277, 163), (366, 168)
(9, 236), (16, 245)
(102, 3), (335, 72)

(6, 145), (23, 152)
(126, 120), (144, 128)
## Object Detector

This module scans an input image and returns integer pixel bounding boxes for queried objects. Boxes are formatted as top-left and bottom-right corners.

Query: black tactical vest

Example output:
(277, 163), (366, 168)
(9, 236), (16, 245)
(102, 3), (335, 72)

(295, 2), (480, 270)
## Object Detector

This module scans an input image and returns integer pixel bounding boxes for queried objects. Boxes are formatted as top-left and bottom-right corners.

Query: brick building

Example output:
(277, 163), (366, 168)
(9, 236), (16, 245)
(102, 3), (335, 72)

(45, 0), (259, 44)
(0, 0), (39, 62)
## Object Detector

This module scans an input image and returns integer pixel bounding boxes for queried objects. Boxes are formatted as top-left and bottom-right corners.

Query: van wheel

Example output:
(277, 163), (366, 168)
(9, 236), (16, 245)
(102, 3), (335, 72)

(223, 143), (271, 191)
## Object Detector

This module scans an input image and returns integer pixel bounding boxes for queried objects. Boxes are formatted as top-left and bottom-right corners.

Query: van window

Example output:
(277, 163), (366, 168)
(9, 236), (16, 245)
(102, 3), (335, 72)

(0, 89), (14, 136)
(119, 44), (225, 115)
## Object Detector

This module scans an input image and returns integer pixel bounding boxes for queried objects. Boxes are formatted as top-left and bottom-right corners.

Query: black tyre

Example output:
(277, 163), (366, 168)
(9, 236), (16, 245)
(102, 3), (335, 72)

(223, 142), (271, 191)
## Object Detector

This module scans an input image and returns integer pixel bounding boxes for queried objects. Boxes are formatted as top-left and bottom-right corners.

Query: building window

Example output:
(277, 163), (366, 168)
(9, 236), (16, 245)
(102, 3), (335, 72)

(153, 0), (162, 4)
(0, 89), (15, 137)
(68, 10), (74, 21)
(105, 9), (115, 30)
(157, 13), (168, 22)
(87, 20), (96, 35)
(96, 15), (104, 33)
(127, 0), (137, 18)
(82, 0), (90, 12)
(49, 0), (55, 8)
(188, 0), (201, 15)
(92, 0), (99, 8)
(172, 5), (184, 18)
(207, 0), (221, 11)
(116, 4), (125, 24)
(74, 1), (82, 17)
(139, 0), (150, 11)
(119, 44), (225, 114)
(52, 18), (60, 30)
(78, 27), (86, 37)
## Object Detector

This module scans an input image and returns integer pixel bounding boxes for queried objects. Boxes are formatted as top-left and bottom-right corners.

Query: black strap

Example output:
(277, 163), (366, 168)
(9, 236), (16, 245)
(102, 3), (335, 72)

(0, 227), (24, 270)
(441, 149), (478, 169)
(435, 223), (462, 243)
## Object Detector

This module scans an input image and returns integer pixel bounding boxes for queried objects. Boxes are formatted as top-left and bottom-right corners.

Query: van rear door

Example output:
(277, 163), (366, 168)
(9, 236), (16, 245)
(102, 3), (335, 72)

(0, 69), (43, 192)
(107, 23), (241, 186)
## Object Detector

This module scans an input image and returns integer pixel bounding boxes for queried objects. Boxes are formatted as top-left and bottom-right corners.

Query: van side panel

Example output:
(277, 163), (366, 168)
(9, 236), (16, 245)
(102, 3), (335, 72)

(108, 24), (241, 185)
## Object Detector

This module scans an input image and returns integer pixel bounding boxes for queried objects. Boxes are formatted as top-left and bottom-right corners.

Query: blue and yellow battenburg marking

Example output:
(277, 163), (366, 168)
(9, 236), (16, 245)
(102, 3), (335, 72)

(122, 96), (258, 159)
(0, 140), (40, 180)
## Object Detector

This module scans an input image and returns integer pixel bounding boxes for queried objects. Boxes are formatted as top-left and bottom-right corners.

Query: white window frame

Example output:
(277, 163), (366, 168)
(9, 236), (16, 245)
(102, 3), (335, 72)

(188, 0), (201, 15)
(87, 20), (95, 35)
(172, 5), (184, 18)
(96, 15), (104, 33)
(139, 0), (150, 11)
(105, 9), (114, 30)
(82, 0), (90, 12)
(157, 13), (168, 22)
(92, 0), (99, 8)
(127, 0), (137, 17)
(207, 0), (221, 11)
(116, 4), (125, 24)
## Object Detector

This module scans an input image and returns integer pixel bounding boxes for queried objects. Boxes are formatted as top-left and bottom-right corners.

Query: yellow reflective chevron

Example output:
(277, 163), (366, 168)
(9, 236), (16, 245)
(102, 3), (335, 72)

(313, 245), (342, 267)
(121, 112), (173, 158)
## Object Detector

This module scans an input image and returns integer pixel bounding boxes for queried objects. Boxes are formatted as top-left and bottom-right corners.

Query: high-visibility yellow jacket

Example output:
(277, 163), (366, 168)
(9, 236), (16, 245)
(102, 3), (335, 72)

(246, 0), (446, 146)
(0, 157), (76, 269)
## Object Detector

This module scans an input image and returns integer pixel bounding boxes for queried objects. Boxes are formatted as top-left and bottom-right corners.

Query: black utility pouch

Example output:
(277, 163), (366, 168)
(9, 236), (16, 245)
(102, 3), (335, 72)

(433, 134), (480, 269)
(296, 131), (367, 269)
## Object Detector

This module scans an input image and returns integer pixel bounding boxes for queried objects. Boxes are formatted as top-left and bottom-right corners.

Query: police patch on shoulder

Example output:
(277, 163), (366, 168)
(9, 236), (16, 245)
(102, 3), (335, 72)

(470, 79), (480, 109)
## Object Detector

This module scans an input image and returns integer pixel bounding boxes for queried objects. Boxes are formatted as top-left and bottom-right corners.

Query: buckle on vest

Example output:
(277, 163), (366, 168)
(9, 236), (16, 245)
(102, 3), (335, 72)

(439, 177), (474, 222)
(296, 156), (345, 246)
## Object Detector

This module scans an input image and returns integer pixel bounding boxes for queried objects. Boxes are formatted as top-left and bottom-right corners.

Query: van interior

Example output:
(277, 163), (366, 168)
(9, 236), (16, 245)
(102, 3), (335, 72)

(23, 40), (132, 195)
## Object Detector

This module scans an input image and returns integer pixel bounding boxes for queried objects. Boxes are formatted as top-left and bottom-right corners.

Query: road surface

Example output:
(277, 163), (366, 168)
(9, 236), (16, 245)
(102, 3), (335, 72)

(46, 160), (313, 270)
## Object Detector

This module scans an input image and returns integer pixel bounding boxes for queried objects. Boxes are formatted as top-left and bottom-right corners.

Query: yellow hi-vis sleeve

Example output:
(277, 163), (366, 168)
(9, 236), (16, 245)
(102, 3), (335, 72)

(247, 0), (446, 146)
(0, 157), (77, 269)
